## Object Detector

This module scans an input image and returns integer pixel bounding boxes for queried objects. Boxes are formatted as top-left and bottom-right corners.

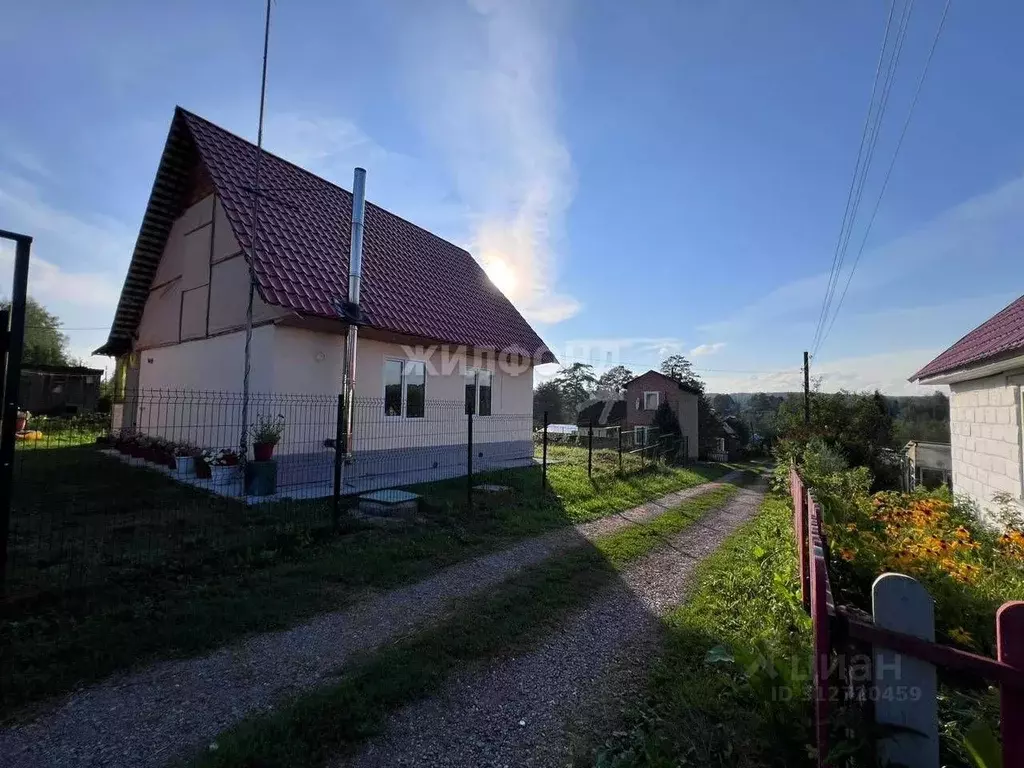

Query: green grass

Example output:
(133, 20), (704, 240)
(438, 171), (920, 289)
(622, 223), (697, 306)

(3, 442), (726, 717)
(585, 492), (813, 768)
(189, 480), (747, 768)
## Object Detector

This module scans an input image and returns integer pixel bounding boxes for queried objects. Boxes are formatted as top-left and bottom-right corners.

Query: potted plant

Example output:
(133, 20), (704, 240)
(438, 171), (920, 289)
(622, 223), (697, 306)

(194, 450), (212, 479)
(250, 413), (285, 461)
(203, 448), (240, 485)
(173, 443), (200, 476)
(129, 435), (148, 460)
(115, 432), (134, 455)
(157, 439), (177, 469)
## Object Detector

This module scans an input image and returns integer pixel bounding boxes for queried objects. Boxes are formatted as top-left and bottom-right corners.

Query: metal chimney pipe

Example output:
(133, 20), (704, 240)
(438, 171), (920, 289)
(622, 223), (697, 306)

(340, 168), (366, 461)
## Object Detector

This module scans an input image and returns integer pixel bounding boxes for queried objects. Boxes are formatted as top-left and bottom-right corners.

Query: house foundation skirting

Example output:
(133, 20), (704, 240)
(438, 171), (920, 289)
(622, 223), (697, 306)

(103, 440), (536, 503)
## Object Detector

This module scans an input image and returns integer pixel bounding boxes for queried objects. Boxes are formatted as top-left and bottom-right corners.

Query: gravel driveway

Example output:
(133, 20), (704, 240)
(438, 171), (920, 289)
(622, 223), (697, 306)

(0, 471), (743, 768)
(343, 479), (766, 768)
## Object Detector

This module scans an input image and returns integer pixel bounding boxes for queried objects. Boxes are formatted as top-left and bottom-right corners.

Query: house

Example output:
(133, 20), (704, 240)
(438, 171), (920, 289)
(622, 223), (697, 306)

(19, 364), (104, 416)
(96, 107), (553, 489)
(623, 370), (699, 459)
(575, 397), (626, 436)
(910, 295), (1024, 523)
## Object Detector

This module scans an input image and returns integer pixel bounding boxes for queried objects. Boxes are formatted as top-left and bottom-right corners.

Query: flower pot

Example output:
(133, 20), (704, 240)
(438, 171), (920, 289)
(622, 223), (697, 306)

(175, 456), (195, 476)
(15, 414), (27, 432)
(253, 442), (276, 462)
(210, 465), (237, 486)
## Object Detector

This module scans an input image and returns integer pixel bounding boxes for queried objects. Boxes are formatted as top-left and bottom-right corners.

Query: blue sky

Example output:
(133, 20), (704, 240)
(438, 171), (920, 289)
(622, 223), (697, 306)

(1, 0), (1023, 395)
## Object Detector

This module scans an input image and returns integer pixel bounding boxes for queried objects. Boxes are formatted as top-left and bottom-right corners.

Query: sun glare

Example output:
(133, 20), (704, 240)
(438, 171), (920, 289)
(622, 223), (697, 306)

(484, 258), (518, 297)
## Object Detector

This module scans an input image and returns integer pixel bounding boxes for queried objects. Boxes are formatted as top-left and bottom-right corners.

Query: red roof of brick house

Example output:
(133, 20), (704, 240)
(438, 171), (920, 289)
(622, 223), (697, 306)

(911, 295), (1024, 381)
(97, 107), (554, 363)
(624, 370), (703, 395)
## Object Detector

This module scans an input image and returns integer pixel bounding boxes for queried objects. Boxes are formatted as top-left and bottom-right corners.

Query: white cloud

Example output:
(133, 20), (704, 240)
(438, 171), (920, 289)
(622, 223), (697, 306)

(0, 246), (120, 309)
(404, 0), (579, 325)
(701, 171), (1024, 345)
(703, 349), (945, 396)
(0, 172), (130, 362)
(690, 342), (725, 357)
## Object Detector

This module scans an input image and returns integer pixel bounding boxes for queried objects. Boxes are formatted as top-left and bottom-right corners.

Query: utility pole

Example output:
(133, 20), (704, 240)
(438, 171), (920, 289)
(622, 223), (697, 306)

(803, 351), (811, 425)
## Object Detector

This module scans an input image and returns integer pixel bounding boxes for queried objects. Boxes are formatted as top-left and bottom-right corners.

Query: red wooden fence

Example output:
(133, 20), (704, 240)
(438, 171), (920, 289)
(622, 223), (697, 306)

(789, 465), (1024, 768)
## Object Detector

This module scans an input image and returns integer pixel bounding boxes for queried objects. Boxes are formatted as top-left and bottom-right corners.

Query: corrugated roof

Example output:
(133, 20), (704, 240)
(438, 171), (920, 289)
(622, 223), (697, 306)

(98, 107), (554, 363)
(911, 295), (1024, 380)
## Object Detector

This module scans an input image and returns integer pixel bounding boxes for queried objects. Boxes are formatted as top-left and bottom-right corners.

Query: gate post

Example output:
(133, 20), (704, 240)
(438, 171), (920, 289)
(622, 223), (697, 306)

(541, 411), (548, 491)
(467, 411), (473, 508)
(333, 391), (344, 527)
(0, 231), (31, 596)
(587, 421), (593, 478)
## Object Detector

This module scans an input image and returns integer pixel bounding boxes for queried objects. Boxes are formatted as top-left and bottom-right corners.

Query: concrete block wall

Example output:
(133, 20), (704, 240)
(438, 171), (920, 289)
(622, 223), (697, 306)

(948, 374), (1023, 524)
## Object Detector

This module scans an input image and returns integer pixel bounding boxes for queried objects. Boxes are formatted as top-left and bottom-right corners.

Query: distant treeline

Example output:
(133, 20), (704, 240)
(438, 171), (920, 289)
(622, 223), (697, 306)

(708, 390), (950, 447)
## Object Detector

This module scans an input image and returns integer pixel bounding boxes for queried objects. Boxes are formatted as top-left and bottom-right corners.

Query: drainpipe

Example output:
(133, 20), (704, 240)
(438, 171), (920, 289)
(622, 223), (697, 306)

(340, 167), (366, 460)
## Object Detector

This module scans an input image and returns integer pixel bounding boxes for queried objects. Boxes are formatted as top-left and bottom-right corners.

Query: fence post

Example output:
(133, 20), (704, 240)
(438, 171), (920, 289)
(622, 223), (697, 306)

(332, 392), (344, 527)
(467, 410), (473, 508)
(809, 510), (831, 768)
(587, 420), (593, 479)
(997, 601), (1024, 768)
(542, 411), (549, 491)
(617, 425), (623, 474)
(872, 573), (938, 768)
(792, 469), (809, 610)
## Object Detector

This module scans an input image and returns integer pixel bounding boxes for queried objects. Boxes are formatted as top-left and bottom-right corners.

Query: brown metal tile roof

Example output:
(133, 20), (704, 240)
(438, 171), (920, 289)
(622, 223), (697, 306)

(98, 107), (554, 363)
(911, 295), (1024, 380)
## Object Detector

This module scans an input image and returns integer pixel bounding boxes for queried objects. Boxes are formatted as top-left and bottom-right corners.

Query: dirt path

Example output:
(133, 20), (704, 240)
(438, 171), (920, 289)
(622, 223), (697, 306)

(0, 470), (744, 768)
(343, 480), (766, 768)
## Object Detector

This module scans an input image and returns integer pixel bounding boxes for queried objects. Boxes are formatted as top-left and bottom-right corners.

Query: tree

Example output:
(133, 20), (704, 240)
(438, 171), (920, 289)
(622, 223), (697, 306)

(660, 354), (704, 392)
(596, 365), (633, 394)
(553, 362), (598, 417)
(533, 380), (565, 425)
(0, 297), (70, 366)
(711, 393), (739, 417)
(651, 401), (682, 461)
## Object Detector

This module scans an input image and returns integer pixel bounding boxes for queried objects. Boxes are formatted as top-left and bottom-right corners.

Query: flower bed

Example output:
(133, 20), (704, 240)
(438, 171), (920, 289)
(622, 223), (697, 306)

(795, 460), (1024, 764)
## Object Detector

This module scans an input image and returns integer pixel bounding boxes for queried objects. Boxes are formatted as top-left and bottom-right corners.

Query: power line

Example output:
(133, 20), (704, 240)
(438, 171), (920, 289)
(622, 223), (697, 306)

(815, 0), (915, 354)
(811, 0), (901, 353)
(816, 0), (952, 354)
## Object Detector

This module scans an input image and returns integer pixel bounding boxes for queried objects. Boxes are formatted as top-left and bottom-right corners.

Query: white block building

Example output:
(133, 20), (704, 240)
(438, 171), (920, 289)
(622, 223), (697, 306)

(911, 296), (1024, 525)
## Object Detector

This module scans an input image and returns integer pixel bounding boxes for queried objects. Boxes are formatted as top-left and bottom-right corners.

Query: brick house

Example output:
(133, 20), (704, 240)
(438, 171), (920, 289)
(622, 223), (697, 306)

(623, 370), (699, 460)
(911, 295), (1024, 524)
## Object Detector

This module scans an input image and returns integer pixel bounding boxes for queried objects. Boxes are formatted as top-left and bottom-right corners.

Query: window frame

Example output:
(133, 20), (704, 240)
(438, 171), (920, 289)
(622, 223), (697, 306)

(464, 367), (495, 417)
(382, 357), (427, 419)
(643, 391), (660, 411)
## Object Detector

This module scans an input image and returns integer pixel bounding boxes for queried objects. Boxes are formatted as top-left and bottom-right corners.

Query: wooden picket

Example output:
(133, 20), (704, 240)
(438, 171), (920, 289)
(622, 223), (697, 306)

(872, 573), (938, 767)
(789, 466), (1024, 767)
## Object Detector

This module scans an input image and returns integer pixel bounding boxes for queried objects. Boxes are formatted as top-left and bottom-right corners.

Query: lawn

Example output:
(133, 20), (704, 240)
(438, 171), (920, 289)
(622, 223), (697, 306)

(2, 439), (727, 717)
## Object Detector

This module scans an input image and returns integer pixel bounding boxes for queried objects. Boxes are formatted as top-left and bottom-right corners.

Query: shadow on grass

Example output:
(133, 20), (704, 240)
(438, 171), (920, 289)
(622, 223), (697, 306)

(2, 442), (729, 719)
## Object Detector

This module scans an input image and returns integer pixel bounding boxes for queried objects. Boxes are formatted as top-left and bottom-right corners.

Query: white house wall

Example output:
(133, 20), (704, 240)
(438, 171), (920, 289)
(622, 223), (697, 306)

(270, 329), (534, 453)
(136, 193), (285, 350)
(948, 373), (1024, 525)
(136, 327), (276, 450)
